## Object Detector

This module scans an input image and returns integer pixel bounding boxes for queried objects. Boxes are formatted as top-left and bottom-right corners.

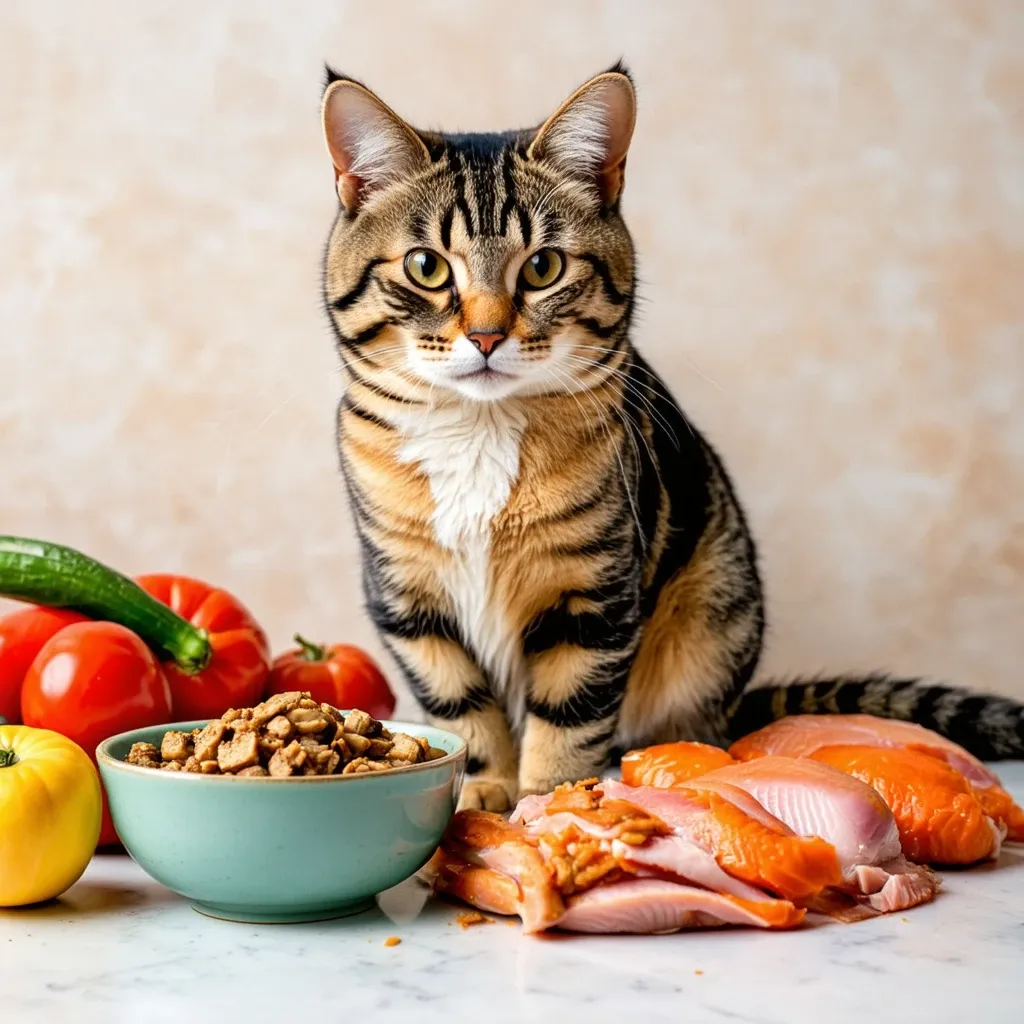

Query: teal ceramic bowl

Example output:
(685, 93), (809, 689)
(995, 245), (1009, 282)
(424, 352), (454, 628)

(97, 719), (466, 924)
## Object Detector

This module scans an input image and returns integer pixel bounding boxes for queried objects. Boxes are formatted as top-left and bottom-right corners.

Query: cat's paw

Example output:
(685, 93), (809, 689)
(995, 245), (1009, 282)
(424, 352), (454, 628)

(458, 779), (516, 813)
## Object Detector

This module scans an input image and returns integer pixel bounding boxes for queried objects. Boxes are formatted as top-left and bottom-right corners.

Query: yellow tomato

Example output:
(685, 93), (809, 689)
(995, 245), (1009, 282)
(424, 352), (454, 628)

(0, 725), (102, 906)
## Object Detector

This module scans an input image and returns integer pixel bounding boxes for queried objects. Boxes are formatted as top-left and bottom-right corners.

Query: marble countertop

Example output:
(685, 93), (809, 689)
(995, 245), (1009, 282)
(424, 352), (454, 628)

(4, 765), (1024, 1024)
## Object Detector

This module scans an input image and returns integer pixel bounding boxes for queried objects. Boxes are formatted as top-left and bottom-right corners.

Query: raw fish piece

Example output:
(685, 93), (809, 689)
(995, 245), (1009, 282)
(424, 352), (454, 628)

(810, 746), (1003, 865)
(730, 713), (996, 781)
(437, 810), (566, 931)
(599, 779), (844, 902)
(521, 798), (776, 902)
(692, 757), (902, 873)
(621, 741), (736, 787)
(852, 855), (941, 914)
(426, 847), (522, 916)
(528, 780), (673, 843)
(692, 758), (939, 912)
(515, 781), (796, 838)
(614, 836), (780, 902)
(510, 792), (550, 824)
(618, 743), (803, 832)
(557, 879), (804, 933)
(432, 785), (804, 934)
(614, 752), (939, 914)
(729, 714), (1024, 841)
(971, 786), (1024, 843)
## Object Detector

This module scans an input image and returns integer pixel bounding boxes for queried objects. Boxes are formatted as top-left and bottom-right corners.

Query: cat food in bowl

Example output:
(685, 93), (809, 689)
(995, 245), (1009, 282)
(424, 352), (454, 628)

(97, 693), (466, 923)
(123, 691), (448, 777)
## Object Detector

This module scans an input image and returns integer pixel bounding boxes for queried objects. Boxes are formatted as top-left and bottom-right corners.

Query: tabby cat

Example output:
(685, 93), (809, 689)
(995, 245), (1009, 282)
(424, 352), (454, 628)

(320, 64), (1024, 811)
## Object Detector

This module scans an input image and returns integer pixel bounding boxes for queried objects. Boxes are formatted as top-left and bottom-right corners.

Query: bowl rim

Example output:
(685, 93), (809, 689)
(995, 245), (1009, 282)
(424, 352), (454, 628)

(96, 716), (468, 784)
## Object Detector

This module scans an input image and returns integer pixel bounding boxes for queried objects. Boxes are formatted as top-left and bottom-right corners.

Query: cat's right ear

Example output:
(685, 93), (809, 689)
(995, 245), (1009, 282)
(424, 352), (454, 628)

(322, 78), (431, 215)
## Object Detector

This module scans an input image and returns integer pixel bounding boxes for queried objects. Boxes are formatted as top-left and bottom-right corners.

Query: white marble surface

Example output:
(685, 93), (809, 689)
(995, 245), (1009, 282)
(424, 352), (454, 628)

(4, 765), (1024, 1024)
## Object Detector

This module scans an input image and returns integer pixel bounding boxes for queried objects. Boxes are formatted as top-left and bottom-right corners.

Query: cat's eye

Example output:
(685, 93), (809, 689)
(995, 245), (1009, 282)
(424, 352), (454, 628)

(519, 249), (565, 290)
(404, 249), (452, 290)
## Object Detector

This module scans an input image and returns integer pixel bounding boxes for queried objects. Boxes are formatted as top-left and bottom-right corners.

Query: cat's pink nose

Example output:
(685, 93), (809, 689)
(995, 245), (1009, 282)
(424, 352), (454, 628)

(468, 331), (506, 356)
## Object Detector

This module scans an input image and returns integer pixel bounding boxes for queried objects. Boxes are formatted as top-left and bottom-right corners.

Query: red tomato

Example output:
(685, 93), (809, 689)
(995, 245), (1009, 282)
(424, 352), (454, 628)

(135, 575), (270, 721)
(0, 607), (88, 724)
(21, 621), (173, 846)
(269, 635), (396, 720)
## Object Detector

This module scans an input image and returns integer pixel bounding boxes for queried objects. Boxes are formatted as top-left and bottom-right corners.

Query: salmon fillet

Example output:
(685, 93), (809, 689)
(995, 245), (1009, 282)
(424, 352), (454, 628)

(693, 757), (941, 913)
(693, 756), (902, 871)
(599, 779), (844, 902)
(729, 713), (1024, 842)
(622, 741), (736, 786)
(611, 748), (940, 914)
(810, 745), (1003, 865)
(521, 792), (789, 904)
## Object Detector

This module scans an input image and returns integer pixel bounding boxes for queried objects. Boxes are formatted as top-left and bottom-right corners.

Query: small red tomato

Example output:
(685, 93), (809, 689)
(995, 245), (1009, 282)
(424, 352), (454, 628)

(0, 607), (89, 724)
(21, 621), (173, 846)
(268, 635), (396, 720)
(135, 575), (270, 721)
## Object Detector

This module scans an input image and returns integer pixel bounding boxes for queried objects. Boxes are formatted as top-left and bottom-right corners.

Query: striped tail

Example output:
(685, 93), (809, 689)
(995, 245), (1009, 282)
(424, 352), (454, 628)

(726, 674), (1024, 761)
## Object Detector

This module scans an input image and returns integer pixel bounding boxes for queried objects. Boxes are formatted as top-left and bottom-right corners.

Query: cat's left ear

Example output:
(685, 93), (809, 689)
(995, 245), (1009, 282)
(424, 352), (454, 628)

(528, 67), (637, 206)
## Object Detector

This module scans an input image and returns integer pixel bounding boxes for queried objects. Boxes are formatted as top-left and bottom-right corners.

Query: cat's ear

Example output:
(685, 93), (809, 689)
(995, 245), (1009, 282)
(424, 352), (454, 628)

(528, 67), (636, 206)
(322, 76), (431, 214)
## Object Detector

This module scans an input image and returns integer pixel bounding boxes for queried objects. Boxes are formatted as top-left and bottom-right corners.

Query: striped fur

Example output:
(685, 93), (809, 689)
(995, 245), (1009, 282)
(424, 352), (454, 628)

(321, 65), (1024, 809)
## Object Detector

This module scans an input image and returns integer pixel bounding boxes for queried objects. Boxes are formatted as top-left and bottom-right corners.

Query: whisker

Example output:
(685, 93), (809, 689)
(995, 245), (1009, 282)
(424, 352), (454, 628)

(571, 341), (728, 396)
(254, 391), (302, 431)
(607, 401), (664, 506)
(559, 353), (685, 448)
(573, 369), (675, 500)
(542, 363), (645, 547)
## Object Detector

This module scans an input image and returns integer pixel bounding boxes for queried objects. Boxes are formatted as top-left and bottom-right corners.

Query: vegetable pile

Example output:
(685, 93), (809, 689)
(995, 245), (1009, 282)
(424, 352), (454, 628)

(0, 535), (396, 871)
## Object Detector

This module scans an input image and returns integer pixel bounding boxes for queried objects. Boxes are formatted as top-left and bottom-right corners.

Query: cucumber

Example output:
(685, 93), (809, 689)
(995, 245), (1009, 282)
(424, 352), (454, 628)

(0, 536), (211, 673)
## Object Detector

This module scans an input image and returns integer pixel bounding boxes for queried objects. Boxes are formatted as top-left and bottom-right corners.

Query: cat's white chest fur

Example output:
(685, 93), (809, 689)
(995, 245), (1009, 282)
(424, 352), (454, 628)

(395, 401), (527, 692)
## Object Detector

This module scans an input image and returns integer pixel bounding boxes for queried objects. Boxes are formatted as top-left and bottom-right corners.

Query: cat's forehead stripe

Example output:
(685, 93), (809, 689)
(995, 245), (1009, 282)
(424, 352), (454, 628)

(436, 138), (533, 246)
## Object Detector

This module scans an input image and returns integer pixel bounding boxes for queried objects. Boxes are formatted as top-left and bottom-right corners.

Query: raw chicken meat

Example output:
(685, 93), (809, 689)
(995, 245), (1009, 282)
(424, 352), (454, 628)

(729, 713), (1024, 842)
(614, 745), (940, 913)
(557, 879), (802, 934)
(596, 779), (844, 902)
(692, 757), (902, 871)
(428, 768), (945, 935)
(428, 847), (524, 916)
(619, 836), (780, 902)
(437, 809), (566, 931)
(520, 782), (800, 906)
(847, 857), (942, 914)
(428, 843), (792, 933)
(689, 757), (940, 912)
(427, 781), (805, 933)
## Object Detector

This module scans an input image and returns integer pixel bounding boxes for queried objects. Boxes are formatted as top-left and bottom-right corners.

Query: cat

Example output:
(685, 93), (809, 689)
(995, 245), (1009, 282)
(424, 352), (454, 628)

(319, 63), (1024, 811)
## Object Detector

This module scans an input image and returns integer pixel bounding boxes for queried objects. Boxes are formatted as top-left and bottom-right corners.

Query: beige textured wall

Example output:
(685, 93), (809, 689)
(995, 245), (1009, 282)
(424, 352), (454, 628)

(2, 0), (1022, 712)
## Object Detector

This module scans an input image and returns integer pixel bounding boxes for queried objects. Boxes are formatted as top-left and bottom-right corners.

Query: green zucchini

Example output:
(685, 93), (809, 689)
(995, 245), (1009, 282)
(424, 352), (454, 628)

(0, 536), (211, 674)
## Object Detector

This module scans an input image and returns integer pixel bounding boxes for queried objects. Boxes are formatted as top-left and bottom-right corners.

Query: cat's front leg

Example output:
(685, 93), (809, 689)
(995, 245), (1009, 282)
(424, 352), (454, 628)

(384, 631), (518, 812)
(435, 703), (518, 812)
(518, 586), (640, 796)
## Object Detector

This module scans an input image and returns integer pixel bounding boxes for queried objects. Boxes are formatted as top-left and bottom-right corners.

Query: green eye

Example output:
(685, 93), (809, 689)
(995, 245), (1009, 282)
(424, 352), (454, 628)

(520, 249), (565, 290)
(404, 249), (452, 290)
